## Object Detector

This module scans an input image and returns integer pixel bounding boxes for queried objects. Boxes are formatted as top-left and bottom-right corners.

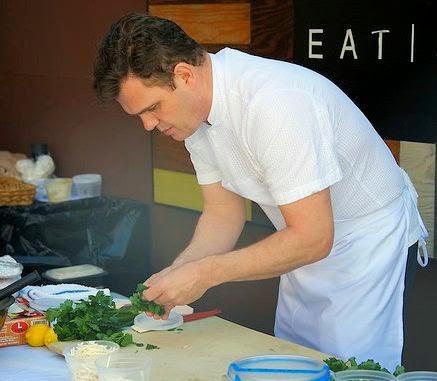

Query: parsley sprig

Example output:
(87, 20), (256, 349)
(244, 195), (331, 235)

(129, 283), (165, 316)
(324, 357), (405, 376)
(46, 284), (164, 347)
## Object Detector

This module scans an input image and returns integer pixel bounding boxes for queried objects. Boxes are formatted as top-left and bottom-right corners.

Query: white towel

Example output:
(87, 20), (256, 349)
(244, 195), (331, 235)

(19, 284), (110, 311)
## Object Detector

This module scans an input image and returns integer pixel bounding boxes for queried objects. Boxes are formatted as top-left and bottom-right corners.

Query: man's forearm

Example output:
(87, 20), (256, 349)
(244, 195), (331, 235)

(202, 224), (333, 286)
(173, 203), (246, 266)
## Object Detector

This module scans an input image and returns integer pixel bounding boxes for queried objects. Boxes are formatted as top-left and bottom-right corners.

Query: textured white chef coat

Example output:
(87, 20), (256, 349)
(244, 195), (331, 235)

(184, 48), (427, 370)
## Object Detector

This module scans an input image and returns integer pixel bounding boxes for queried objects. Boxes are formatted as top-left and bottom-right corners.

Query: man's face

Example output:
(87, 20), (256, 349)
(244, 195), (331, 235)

(117, 74), (204, 141)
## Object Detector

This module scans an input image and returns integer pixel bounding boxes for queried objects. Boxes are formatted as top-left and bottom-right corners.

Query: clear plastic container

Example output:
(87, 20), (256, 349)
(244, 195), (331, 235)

(335, 370), (397, 380)
(72, 174), (102, 199)
(45, 178), (73, 203)
(227, 355), (330, 380)
(397, 371), (437, 380)
(63, 340), (119, 381)
(96, 352), (152, 381)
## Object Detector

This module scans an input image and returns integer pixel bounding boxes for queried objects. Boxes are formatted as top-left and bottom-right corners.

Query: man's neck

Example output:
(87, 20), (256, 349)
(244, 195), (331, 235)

(200, 53), (213, 123)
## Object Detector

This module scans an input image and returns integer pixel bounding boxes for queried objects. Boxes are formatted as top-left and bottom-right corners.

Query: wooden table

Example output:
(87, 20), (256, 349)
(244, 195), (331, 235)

(95, 316), (328, 380)
(5, 316), (329, 381)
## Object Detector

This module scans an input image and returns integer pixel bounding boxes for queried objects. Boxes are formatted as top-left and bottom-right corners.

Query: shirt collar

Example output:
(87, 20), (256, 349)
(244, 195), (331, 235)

(207, 51), (227, 126)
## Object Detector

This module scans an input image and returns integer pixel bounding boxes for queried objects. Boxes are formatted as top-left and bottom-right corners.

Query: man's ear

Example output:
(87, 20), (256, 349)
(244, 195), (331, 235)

(173, 62), (194, 85)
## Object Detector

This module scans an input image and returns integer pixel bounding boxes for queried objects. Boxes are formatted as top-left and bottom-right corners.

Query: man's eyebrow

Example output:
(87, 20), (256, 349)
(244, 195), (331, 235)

(131, 103), (156, 116)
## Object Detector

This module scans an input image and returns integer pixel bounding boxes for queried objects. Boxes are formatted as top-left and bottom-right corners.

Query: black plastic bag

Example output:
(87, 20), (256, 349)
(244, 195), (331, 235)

(0, 197), (151, 294)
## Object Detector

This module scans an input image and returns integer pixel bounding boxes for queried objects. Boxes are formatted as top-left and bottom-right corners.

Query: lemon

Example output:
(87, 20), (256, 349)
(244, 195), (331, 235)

(25, 324), (50, 347)
(44, 327), (58, 347)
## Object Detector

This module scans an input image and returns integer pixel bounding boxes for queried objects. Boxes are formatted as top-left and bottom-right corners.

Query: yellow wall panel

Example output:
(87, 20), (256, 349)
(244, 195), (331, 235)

(400, 142), (435, 257)
(154, 168), (252, 220)
(149, 3), (251, 45)
(154, 168), (204, 211)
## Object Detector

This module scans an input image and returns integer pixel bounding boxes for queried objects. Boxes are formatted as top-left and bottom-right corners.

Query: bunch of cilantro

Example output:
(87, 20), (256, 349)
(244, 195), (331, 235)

(324, 357), (405, 376)
(45, 283), (164, 347)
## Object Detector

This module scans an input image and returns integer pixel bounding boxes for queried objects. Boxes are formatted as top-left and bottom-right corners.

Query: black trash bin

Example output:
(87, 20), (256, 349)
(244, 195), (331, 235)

(0, 196), (151, 295)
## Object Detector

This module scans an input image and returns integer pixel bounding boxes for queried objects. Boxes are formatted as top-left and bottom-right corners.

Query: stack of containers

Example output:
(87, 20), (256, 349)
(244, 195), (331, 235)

(227, 356), (437, 381)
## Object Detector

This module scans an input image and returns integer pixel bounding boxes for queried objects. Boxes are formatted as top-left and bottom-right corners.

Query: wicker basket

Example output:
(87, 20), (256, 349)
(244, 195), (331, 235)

(0, 177), (36, 206)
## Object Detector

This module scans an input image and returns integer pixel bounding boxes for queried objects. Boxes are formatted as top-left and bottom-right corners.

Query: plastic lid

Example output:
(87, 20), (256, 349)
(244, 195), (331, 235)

(397, 372), (437, 380)
(44, 264), (105, 281)
(335, 370), (397, 380)
(133, 310), (183, 332)
(72, 174), (102, 183)
(227, 355), (330, 381)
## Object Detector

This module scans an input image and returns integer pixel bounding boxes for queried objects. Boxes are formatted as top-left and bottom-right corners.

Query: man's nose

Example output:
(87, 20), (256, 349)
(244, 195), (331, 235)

(140, 115), (159, 131)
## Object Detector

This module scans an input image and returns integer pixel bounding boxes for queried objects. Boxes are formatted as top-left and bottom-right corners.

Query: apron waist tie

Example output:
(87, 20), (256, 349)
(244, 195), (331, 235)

(400, 168), (429, 268)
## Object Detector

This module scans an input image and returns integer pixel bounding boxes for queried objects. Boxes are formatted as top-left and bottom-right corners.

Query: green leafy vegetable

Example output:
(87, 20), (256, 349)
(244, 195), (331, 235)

(46, 284), (164, 347)
(394, 365), (406, 377)
(324, 357), (405, 376)
(324, 357), (349, 372)
(129, 283), (165, 316)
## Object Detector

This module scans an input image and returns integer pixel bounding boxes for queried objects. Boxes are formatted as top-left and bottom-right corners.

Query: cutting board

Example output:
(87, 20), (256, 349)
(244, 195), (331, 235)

(49, 316), (329, 380)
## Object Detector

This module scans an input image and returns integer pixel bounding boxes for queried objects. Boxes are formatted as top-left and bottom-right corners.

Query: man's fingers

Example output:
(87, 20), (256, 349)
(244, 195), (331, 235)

(161, 305), (175, 320)
(142, 285), (162, 301)
(143, 273), (158, 288)
(142, 268), (168, 290)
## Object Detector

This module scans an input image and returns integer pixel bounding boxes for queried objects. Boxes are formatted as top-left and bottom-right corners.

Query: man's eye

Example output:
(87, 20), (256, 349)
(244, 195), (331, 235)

(149, 104), (157, 112)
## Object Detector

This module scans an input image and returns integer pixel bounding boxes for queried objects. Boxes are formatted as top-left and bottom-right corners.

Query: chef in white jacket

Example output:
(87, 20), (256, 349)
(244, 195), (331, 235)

(93, 13), (428, 370)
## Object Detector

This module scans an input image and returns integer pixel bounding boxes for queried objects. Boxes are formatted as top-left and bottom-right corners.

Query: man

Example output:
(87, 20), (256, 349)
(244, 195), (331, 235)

(93, 13), (428, 370)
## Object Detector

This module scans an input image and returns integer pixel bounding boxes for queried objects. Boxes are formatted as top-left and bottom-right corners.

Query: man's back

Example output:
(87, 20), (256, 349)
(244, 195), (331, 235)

(212, 48), (405, 220)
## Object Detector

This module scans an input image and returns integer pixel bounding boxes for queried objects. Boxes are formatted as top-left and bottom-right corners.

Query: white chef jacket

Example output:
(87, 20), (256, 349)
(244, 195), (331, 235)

(184, 48), (427, 370)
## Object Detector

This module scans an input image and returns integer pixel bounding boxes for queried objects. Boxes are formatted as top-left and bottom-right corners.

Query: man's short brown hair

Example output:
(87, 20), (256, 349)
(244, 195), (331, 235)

(93, 13), (206, 103)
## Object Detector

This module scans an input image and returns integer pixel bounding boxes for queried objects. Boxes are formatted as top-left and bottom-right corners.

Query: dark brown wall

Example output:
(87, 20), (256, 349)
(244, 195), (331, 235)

(0, 0), (152, 202)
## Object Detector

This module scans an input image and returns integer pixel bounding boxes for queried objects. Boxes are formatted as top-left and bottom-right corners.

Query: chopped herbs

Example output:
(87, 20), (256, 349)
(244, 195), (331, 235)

(145, 343), (160, 350)
(46, 284), (164, 347)
(324, 357), (405, 376)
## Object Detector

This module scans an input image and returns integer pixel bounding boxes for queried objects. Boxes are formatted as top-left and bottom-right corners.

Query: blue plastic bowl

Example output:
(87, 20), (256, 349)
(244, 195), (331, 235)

(227, 355), (330, 380)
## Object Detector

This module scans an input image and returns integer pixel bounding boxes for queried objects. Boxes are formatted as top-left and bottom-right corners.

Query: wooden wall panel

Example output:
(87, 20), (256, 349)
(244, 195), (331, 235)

(149, 3), (250, 44)
(384, 139), (400, 164)
(150, 0), (249, 3)
(250, 0), (293, 60)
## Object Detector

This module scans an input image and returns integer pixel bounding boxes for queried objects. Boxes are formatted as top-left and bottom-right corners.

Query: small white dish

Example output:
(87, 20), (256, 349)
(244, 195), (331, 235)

(132, 310), (183, 333)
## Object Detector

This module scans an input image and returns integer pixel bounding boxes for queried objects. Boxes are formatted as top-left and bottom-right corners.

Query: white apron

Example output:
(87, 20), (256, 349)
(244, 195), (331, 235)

(223, 168), (428, 371)
(271, 169), (428, 371)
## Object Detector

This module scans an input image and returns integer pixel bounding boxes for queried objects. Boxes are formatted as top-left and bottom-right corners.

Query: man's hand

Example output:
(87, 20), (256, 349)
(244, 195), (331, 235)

(142, 259), (211, 320)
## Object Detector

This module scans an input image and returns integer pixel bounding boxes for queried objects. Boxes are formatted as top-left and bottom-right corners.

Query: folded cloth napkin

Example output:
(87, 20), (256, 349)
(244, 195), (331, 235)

(18, 284), (110, 312)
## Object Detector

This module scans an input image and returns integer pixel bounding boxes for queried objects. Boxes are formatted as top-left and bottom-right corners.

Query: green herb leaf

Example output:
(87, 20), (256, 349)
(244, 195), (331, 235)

(129, 284), (165, 316)
(46, 285), (165, 347)
(145, 343), (160, 350)
(324, 357), (349, 372)
(394, 365), (406, 376)
(324, 357), (403, 376)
